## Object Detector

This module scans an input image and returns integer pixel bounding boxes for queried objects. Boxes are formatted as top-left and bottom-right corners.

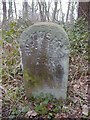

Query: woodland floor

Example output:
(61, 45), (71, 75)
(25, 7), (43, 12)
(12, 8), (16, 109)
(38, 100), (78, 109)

(1, 54), (89, 119)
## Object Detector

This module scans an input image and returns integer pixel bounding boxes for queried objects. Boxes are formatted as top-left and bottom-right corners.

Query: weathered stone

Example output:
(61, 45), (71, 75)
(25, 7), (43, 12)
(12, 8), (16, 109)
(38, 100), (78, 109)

(19, 22), (70, 99)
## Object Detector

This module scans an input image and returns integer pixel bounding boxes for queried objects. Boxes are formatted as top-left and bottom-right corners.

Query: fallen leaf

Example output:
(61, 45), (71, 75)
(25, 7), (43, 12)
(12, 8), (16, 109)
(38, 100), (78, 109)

(25, 110), (37, 118)
(82, 105), (88, 116)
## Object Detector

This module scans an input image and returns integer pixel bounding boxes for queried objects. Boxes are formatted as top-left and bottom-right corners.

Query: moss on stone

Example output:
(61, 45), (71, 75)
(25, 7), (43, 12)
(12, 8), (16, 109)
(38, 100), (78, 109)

(23, 69), (42, 88)
(23, 67), (55, 94)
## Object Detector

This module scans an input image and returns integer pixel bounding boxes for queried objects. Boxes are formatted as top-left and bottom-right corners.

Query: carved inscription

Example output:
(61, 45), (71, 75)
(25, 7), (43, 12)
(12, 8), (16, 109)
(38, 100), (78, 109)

(24, 31), (65, 59)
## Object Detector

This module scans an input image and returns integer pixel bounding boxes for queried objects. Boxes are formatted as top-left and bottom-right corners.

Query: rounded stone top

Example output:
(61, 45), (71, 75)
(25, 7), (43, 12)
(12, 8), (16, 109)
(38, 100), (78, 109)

(33, 22), (65, 32)
(19, 22), (69, 46)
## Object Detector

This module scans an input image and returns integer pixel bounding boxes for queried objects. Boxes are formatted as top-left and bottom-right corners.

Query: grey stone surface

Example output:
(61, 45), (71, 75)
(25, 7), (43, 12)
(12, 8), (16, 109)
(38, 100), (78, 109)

(19, 22), (70, 99)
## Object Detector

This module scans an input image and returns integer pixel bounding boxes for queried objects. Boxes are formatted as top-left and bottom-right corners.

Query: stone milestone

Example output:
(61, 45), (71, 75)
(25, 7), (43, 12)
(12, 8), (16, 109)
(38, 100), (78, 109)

(19, 22), (70, 99)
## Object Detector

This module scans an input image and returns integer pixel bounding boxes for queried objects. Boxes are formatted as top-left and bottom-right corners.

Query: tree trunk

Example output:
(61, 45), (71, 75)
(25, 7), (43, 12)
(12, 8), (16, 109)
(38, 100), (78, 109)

(70, 2), (75, 25)
(88, 2), (90, 28)
(31, 0), (34, 17)
(2, 0), (7, 24)
(38, 1), (44, 21)
(8, 0), (13, 21)
(44, 2), (50, 21)
(14, 0), (17, 19)
(88, 2), (90, 106)
(66, 0), (71, 22)
(23, 0), (29, 20)
(78, 2), (89, 21)
(53, 1), (58, 22)
(59, 0), (64, 24)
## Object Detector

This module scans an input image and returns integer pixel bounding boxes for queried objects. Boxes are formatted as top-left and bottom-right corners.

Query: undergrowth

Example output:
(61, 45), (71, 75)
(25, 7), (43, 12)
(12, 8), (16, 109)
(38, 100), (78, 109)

(1, 18), (89, 119)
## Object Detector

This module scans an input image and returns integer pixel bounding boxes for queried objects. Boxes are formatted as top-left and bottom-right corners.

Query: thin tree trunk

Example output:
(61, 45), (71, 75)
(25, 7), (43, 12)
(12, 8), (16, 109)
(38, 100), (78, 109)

(44, 2), (50, 21)
(23, 0), (29, 20)
(88, 2), (90, 104)
(47, 1), (51, 21)
(31, 0), (34, 17)
(88, 2), (90, 28)
(70, 2), (75, 24)
(42, 1), (46, 21)
(2, 0), (7, 24)
(8, 0), (13, 21)
(38, 0), (44, 21)
(59, 0), (64, 23)
(53, 1), (58, 22)
(66, 0), (71, 22)
(14, 0), (17, 19)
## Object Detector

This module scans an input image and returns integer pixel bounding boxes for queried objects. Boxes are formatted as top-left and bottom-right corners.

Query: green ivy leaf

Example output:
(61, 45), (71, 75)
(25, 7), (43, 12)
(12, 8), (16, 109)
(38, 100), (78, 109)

(22, 106), (29, 113)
